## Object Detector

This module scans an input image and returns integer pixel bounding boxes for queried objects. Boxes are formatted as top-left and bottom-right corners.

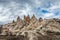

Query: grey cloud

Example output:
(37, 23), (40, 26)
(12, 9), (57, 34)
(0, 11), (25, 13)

(0, 0), (60, 24)
(0, 0), (33, 24)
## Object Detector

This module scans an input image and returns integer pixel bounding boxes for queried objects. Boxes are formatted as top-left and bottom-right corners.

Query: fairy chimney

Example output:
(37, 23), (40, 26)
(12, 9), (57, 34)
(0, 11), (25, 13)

(39, 17), (43, 22)
(24, 15), (30, 24)
(17, 16), (21, 22)
(16, 16), (23, 26)
(12, 20), (15, 23)
(30, 14), (37, 22)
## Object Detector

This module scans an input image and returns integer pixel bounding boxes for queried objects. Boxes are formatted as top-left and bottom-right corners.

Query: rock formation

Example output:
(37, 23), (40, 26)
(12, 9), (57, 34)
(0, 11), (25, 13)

(0, 15), (60, 40)
(24, 15), (30, 24)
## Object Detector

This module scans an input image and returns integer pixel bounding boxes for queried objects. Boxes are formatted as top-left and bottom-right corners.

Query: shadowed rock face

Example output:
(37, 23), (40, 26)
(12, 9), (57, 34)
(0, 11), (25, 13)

(0, 35), (25, 40)
(0, 15), (60, 40)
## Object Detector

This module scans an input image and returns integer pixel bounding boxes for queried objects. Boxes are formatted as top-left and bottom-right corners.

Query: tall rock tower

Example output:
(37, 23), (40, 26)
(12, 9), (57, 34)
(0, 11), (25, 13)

(12, 20), (15, 23)
(30, 14), (37, 23)
(16, 16), (23, 29)
(24, 15), (30, 24)
(17, 16), (21, 22)
(39, 17), (43, 22)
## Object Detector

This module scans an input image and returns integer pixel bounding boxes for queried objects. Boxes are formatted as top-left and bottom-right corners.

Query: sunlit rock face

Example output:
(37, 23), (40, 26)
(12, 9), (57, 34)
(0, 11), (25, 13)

(0, 15), (60, 40)
(24, 15), (30, 24)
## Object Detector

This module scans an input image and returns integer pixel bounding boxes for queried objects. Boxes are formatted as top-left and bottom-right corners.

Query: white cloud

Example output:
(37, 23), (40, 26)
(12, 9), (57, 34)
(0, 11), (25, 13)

(0, 0), (60, 24)
(0, 1), (32, 23)
(0, 16), (7, 21)
(43, 13), (54, 18)
(40, 0), (60, 19)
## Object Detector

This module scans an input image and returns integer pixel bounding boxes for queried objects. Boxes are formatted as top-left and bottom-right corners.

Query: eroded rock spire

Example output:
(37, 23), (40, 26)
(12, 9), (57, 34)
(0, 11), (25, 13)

(0, 15), (60, 40)
(30, 14), (37, 22)
(24, 15), (30, 24)
(17, 16), (21, 22)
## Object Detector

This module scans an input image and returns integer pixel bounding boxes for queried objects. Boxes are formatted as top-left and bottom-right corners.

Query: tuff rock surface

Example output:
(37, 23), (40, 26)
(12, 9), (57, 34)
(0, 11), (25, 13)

(0, 15), (60, 40)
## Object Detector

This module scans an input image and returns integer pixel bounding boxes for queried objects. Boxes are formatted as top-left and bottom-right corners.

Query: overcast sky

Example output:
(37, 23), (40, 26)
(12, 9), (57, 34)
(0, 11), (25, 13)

(0, 0), (60, 24)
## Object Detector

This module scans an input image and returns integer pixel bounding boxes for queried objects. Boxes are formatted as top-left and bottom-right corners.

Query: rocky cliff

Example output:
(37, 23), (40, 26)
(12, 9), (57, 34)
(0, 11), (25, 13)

(0, 15), (60, 40)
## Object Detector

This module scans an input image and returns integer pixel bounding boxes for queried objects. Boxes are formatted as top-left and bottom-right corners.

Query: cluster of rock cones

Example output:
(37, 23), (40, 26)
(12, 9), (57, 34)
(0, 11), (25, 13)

(0, 15), (60, 40)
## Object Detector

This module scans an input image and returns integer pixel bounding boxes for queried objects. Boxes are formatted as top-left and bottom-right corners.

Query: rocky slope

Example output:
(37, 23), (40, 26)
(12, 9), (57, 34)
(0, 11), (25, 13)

(0, 15), (60, 40)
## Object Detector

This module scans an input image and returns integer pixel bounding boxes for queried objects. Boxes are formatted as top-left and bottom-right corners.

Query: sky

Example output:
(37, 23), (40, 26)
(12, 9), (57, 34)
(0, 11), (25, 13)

(0, 0), (60, 24)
